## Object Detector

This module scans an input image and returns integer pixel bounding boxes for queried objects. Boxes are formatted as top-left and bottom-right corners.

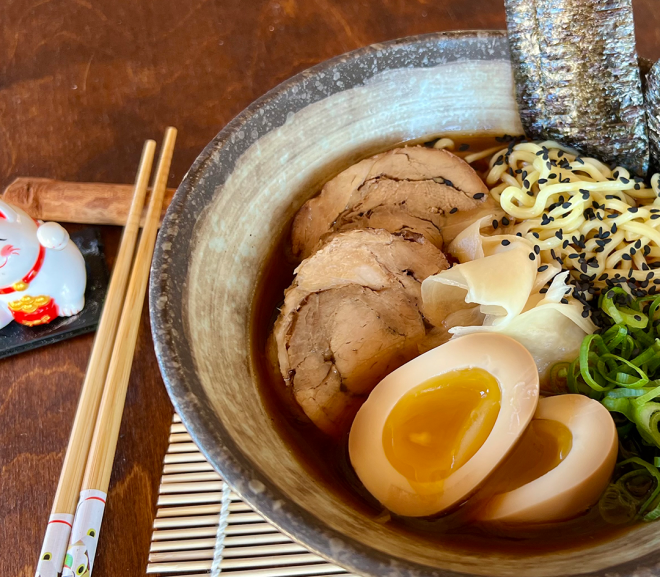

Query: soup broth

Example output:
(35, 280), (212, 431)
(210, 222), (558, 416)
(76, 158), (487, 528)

(250, 135), (635, 556)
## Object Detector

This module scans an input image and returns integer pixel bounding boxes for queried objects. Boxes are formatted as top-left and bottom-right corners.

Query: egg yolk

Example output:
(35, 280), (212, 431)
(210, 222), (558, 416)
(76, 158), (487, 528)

(382, 368), (501, 484)
(494, 419), (573, 493)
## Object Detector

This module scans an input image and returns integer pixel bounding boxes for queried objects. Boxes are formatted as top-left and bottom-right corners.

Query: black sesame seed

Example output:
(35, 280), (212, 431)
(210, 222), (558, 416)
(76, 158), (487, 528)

(538, 178), (548, 185)
(629, 207), (639, 213)
(644, 246), (651, 256)
(569, 253), (579, 259)
(635, 183), (641, 190)
(523, 180), (530, 189)
(502, 217), (510, 226)
(529, 252), (536, 260)
(635, 314), (642, 321)
(516, 232), (523, 237)
(449, 207), (458, 214)
(562, 202), (571, 209)
(501, 239), (511, 246)
(599, 273), (609, 281)
(607, 213), (618, 219)
(651, 214), (660, 220)
(563, 240), (570, 249)
(555, 230), (563, 239)
(540, 288), (548, 294)
(622, 254), (632, 261)
(621, 177), (630, 184)
(534, 245), (541, 254)
(582, 310), (590, 318)
(459, 143), (470, 151)
(538, 265), (549, 272)
(561, 298), (569, 304)
(473, 193), (485, 200)
(492, 219), (499, 229)
(635, 240), (642, 249)
(532, 232), (540, 239)
(612, 223), (618, 233)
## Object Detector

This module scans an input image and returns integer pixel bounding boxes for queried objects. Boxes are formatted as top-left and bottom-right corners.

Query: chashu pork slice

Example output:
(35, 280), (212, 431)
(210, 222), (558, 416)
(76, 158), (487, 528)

(291, 146), (490, 259)
(273, 229), (448, 436)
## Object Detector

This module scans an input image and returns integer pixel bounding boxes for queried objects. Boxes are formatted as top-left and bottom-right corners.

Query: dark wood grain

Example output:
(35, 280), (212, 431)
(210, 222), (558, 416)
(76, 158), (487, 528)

(1, 1), (659, 575)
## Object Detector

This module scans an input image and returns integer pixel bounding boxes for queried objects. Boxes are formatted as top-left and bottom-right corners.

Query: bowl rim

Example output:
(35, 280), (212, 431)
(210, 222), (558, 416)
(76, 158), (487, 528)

(149, 29), (658, 577)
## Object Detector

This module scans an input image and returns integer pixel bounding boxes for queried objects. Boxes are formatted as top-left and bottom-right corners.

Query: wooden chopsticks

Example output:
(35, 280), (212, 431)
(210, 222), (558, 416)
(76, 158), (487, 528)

(34, 128), (177, 577)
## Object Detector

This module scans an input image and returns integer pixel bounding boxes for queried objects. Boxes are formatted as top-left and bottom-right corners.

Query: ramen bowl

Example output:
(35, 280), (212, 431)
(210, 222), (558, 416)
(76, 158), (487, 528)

(149, 30), (660, 577)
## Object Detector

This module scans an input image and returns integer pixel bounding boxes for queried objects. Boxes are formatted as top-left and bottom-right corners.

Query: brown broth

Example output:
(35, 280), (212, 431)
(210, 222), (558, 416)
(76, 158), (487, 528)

(249, 135), (636, 556)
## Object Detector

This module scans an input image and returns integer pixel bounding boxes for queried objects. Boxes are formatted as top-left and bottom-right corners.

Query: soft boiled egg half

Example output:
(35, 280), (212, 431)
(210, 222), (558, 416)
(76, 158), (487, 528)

(348, 333), (540, 517)
(476, 394), (617, 524)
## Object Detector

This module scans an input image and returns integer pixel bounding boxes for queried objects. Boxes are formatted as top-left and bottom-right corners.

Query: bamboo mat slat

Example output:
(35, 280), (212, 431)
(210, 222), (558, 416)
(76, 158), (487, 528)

(148, 415), (350, 577)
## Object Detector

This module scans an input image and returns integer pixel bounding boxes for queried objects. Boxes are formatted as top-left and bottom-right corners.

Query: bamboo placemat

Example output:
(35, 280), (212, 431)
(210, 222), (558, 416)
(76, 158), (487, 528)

(148, 414), (358, 577)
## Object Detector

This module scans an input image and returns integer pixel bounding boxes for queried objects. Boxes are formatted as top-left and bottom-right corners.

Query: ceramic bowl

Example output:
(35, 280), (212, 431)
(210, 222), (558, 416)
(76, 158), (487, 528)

(150, 30), (660, 577)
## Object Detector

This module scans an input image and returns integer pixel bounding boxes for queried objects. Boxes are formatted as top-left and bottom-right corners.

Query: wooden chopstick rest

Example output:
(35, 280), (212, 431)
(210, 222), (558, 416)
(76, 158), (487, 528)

(3, 177), (176, 226)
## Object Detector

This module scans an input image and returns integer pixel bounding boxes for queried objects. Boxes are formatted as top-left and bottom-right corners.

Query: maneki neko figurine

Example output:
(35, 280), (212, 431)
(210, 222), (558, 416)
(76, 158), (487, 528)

(0, 199), (86, 329)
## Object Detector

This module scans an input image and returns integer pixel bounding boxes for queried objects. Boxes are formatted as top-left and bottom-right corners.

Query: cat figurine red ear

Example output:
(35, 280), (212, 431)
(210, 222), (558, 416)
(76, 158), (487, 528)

(0, 199), (86, 328)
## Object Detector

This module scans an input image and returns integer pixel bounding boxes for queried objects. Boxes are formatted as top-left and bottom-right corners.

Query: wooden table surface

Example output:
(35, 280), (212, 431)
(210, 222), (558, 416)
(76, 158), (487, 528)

(2, 1), (660, 575)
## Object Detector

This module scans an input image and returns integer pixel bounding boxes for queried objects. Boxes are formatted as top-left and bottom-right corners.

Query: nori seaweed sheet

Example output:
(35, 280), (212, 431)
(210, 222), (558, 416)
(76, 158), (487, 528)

(505, 0), (649, 175)
(645, 60), (660, 174)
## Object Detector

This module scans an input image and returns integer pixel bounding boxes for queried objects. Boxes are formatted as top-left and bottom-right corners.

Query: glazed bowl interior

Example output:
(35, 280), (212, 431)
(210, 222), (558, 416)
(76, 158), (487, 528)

(150, 31), (660, 577)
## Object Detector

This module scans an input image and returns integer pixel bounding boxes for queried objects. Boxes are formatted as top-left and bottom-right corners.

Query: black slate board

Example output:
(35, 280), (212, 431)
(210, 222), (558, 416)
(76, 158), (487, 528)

(0, 227), (109, 359)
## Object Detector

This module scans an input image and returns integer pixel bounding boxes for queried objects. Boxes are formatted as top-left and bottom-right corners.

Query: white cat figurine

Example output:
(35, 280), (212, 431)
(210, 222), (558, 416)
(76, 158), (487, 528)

(0, 199), (86, 329)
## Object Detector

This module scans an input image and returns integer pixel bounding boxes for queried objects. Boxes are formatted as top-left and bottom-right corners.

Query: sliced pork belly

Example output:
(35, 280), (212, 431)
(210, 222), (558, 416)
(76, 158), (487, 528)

(291, 146), (489, 259)
(273, 229), (448, 436)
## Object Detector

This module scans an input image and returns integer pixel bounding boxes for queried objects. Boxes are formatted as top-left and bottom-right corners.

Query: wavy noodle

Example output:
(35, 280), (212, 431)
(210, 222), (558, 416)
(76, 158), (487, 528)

(480, 141), (660, 289)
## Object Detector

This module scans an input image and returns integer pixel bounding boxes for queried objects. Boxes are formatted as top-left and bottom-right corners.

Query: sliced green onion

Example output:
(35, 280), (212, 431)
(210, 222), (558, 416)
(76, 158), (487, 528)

(632, 385), (660, 408)
(580, 336), (615, 392)
(618, 458), (660, 517)
(601, 288), (648, 329)
(549, 362), (570, 394)
(633, 403), (660, 448)
(606, 388), (651, 398)
(603, 396), (635, 421)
